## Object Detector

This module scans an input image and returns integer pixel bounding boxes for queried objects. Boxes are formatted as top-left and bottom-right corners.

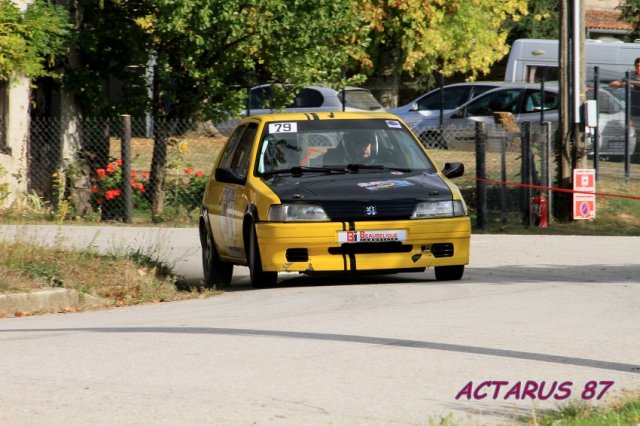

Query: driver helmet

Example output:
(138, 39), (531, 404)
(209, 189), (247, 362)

(343, 130), (378, 164)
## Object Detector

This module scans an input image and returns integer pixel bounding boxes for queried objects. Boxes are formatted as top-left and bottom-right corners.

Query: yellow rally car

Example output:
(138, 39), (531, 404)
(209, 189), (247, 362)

(200, 112), (470, 289)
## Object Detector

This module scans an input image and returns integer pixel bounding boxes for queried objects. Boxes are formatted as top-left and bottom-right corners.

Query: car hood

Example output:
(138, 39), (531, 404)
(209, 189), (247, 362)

(262, 170), (455, 220)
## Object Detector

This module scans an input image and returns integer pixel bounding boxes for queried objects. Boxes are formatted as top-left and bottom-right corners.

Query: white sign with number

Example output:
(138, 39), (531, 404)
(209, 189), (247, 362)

(269, 122), (297, 133)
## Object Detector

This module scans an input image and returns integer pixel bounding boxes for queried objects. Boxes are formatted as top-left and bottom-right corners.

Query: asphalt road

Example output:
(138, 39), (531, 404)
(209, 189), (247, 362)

(0, 225), (639, 425)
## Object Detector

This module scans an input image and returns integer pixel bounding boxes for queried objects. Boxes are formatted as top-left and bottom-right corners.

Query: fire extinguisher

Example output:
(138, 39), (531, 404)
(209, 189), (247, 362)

(531, 194), (548, 228)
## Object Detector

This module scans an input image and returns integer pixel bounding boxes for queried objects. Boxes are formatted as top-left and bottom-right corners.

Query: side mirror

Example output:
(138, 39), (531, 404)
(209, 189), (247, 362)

(215, 167), (245, 185)
(442, 162), (464, 179)
(409, 103), (419, 112)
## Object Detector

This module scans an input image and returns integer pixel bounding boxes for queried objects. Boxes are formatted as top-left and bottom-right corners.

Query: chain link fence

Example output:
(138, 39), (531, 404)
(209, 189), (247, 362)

(21, 117), (225, 224)
(1, 102), (638, 226)
(415, 120), (555, 229)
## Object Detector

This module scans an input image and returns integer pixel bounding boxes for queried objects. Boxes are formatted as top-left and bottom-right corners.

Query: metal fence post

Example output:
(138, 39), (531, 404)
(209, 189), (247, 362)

(593, 66), (600, 180)
(475, 121), (487, 231)
(521, 121), (532, 226)
(500, 130), (507, 225)
(625, 71), (631, 180)
(544, 121), (553, 223)
(121, 114), (133, 223)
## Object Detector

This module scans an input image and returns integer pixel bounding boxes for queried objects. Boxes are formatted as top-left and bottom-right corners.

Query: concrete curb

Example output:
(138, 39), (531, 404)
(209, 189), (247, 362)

(0, 288), (111, 316)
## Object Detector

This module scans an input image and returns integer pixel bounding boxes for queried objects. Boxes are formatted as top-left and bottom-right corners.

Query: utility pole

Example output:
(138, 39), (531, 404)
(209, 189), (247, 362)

(557, 0), (586, 221)
(557, 0), (573, 221)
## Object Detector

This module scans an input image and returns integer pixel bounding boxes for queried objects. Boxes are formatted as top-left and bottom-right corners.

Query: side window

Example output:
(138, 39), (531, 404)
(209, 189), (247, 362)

(0, 79), (7, 153)
(470, 85), (498, 99)
(292, 88), (323, 108)
(229, 123), (257, 178)
(219, 125), (246, 169)
(416, 87), (469, 110)
(248, 86), (271, 109)
(465, 89), (523, 116)
(523, 90), (559, 113)
(525, 66), (558, 83)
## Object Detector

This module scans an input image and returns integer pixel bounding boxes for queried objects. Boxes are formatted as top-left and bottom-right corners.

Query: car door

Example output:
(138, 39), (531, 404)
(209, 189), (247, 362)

(210, 123), (258, 259)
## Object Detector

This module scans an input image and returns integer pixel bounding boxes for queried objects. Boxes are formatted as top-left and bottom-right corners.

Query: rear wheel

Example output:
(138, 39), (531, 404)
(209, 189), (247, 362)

(247, 223), (278, 288)
(434, 265), (464, 281)
(200, 225), (233, 290)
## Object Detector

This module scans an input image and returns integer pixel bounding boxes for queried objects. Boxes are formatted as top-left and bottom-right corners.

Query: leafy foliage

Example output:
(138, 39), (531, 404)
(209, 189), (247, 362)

(505, 0), (559, 43)
(617, 0), (640, 39)
(361, 0), (528, 80)
(67, 0), (369, 121)
(0, 0), (72, 80)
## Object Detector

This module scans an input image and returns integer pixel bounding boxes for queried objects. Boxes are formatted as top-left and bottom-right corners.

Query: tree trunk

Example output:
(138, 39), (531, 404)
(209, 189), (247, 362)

(556, 0), (573, 222)
(368, 39), (402, 109)
(149, 120), (168, 221)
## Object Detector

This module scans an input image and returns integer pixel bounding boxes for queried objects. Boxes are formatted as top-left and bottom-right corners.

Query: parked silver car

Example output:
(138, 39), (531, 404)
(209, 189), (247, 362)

(216, 84), (385, 135)
(246, 84), (385, 115)
(412, 83), (636, 158)
(389, 82), (504, 128)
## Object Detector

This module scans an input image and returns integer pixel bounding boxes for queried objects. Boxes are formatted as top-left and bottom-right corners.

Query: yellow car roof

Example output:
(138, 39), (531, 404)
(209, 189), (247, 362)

(239, 111), (403, 123)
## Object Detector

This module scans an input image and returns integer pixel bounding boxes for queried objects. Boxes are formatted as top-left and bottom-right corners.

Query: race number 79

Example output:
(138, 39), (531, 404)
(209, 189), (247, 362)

(269, 122), (297, 133)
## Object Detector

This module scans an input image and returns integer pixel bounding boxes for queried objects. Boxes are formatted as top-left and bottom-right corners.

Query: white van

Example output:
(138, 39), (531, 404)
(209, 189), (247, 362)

(504, 38), (640, 83)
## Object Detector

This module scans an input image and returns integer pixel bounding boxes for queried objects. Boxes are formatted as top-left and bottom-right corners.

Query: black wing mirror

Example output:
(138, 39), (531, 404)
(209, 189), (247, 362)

(442, 162), (464, 179)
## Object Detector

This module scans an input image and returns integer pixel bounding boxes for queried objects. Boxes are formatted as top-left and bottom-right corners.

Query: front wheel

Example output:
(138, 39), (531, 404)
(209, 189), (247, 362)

(247, 223), (278, 288)
(200, 226), (233, 290)
(434, 265), (464, 281)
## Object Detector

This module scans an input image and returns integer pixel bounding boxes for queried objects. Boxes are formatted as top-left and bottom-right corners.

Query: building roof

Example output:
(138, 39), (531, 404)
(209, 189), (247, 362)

(585, 9), (633, 32)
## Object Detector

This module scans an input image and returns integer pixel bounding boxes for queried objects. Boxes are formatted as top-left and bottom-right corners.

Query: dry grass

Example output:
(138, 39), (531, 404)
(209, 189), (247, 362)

(109, 134), (227, 175)
(0, 239), (216, 315)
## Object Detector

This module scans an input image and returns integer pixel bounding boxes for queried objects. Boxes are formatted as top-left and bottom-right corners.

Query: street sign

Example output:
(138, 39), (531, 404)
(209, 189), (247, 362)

(573, 169), (596, 220)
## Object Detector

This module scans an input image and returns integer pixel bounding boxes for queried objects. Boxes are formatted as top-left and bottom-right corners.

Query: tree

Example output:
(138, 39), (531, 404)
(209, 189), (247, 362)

(359, 0), (528, 107)
(617, 0), (640, 38)
(505, 0), (559, 44)
(0, 0), (71, 80)
(68, 0), (369, 219)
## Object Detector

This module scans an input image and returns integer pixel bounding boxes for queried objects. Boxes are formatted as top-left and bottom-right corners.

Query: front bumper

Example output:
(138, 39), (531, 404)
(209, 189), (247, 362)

(255, 217), (470, 273)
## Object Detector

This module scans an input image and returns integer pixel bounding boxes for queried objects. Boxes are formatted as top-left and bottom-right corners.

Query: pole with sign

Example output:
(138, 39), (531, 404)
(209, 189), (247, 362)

(573, 168), (596, 220)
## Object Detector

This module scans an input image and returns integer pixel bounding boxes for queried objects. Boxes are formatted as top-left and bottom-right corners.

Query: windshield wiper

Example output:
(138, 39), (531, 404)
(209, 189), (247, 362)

(345, 164), (412, 173)
(261, 166), (346, 178)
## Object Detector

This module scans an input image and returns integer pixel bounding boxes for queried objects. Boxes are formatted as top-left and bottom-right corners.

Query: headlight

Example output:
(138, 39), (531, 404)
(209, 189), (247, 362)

(411, 200), (466, 219)
(268, 204), (330, 222)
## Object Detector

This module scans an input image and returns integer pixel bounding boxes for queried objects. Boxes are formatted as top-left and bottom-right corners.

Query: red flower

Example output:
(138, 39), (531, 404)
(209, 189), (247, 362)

(96, 169), (106, 179)
(195, 170), (203, 177)
(184, 168), (193, 175)
(91, 186), (99, 194)
(137, 182), (145, 193)
(142, 172), (150, 179)
(97, 198), (104, 205)
(131, 172), (137, 179)
(106, 163), (115, 173)
(116, 159), (123, 167)
(105, 189), (121, 200)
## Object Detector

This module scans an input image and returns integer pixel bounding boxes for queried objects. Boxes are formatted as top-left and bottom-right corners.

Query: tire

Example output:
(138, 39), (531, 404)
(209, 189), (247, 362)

(434, 265), (464, 281)
(200, 225), (233, 290)
(247, 223), (278, 288)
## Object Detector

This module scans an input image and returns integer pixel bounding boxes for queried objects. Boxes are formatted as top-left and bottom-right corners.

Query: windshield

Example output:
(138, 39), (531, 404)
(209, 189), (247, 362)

(342, 90), (384, 111)
(256, 119), (436, 174)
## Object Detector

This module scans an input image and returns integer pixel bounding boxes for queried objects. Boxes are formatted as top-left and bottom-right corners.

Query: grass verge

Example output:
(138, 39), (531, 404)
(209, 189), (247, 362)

(522, 390), (640, 425)
(0, 239), (215, 317)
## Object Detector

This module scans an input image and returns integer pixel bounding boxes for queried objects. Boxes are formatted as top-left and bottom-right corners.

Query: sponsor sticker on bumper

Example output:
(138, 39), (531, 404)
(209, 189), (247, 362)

(338, 230), (407, 243)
